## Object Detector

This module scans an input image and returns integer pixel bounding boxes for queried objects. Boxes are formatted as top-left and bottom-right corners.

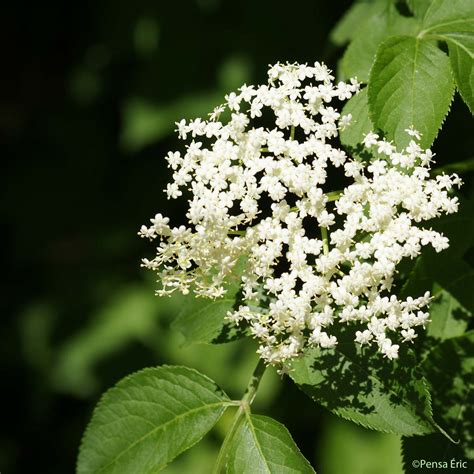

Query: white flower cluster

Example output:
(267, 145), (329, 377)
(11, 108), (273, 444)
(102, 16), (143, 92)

(139, 62), (461, 365)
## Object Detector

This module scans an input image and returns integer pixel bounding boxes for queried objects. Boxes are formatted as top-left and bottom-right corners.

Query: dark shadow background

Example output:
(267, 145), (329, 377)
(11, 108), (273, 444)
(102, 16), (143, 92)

(1, 1), (472, 473)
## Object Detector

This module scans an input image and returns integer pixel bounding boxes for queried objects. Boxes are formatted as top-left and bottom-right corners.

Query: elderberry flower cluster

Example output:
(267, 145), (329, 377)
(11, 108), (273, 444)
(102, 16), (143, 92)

(139, 62), (461, 365)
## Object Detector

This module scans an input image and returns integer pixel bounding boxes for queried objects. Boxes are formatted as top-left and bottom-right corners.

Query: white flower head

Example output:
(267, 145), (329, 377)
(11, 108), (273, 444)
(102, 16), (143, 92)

(140, 62), (460, 366)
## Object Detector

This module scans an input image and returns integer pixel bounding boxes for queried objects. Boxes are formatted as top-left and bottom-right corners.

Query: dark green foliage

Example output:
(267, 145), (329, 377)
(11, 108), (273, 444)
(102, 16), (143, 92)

(289, 335), (436, 436)
(402, 332), (474, 472)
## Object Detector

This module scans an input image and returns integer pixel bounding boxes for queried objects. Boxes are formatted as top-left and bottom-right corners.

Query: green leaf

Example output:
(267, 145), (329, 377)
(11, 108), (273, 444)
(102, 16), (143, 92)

(406, 0), (432, 20)
(172, 259), (247, 345)
(339, 88), (375, 160)
(330, 0), (389, 47)
(340, 7), (418, 82)
(429, 285), (472, 340)
(368, 35), (455, 148)
(289, 340), (436, 436)
(172, 293), (240, 345)
(227, 414), (315, 473)
(445, 33), (474, 113)
(77, 366), (231, 474)
(421, 0), (474, 34)
(402, 332), (474, 467)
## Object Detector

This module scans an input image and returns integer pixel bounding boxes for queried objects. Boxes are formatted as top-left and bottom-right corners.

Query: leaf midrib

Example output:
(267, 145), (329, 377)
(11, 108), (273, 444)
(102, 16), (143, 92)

(422, 18), (474, 35)
(244, 412), (272, 474)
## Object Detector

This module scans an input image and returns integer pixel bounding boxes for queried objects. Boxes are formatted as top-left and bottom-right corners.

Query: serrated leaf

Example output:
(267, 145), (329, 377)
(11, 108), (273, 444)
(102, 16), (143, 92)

(289, 340), (436, 436)
(77, 366), (231, 474)
(330, 0), (389, 47)
(421, 0), (474, 34)
(340, 7), (419, 82)
(339, 88), (375, 160)
(402, 332), (474, 468)
(172, 258), (247, 345)
(368, 35), (454, 148)
(445, 32), (474, 113)
(226, 414), (315, 473)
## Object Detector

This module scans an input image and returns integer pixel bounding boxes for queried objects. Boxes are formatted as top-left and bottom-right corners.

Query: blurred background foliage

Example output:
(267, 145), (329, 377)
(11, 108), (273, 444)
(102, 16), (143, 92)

(1, 0), (472, 473)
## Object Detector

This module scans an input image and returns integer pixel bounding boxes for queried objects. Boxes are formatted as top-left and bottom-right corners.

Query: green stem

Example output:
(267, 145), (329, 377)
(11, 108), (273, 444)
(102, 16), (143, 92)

(213, 358), (267, 474)
(326, 190), (343, 202)
(321, 226), (329, 255)
(290, 125), (295, 140)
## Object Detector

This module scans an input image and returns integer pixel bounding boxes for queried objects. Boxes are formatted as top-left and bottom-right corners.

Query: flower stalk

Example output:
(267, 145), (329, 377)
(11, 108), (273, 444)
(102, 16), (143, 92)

(213, 358), (267, 473)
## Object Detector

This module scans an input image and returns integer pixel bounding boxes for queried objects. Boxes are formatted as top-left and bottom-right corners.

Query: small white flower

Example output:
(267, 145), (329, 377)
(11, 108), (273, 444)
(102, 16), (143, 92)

(363, 132), (379, 148)
(338, 113), (352, 130)
(209, 104), (225, 121)
(405, 126), (422, 140)
(377, 139), (394, 155)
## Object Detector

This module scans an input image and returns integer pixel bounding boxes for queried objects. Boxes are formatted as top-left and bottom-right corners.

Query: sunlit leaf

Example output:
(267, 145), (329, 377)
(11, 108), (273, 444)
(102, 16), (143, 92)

(368, 35), (454, 148)
(227, 414), (315, 473)
(421, 0), (474, 34)
(445, 33), (474, 113)
(340, 8), (418, 82)
(77, 366), (231, 473)
(339, 88), (375, 160)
